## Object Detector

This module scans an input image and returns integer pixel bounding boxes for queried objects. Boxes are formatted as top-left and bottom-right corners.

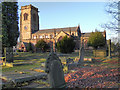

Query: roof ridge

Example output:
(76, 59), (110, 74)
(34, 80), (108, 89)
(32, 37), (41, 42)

(39, 26), (77, 31)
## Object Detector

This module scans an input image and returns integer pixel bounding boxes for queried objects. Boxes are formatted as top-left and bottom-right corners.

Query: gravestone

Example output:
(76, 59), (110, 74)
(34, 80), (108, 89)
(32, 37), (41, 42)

(78, 39), (84, 63)
(45, 50), (66, 88)
(4, 47), (13, 63)
(67, 40), (85, 70)
(107, 39), (111, 58)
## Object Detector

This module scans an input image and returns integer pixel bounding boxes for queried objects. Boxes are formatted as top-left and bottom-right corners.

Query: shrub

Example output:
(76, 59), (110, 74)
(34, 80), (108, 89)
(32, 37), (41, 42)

(27, 42), (33, 52)
(35, 39), (50, 52)
(56, 35), (75, 53)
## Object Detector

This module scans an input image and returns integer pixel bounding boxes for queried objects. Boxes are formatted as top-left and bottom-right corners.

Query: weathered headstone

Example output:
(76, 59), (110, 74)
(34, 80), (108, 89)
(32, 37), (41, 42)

(45, 51), (66, 88)
(4, 47), (13, 63)
(78, 39), (84, 63)
(107, 39), (111, 58)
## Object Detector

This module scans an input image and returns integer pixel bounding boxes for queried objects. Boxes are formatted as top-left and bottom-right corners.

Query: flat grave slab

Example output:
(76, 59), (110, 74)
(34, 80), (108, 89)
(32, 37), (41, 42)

(1, 67), (47, 87)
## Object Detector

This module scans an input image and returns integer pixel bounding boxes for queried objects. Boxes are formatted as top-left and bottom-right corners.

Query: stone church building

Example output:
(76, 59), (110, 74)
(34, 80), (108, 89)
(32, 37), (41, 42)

(18, 4), (106, 52)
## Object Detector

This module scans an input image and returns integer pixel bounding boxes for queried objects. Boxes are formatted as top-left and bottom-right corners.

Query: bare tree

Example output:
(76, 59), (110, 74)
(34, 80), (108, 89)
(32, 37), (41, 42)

(102, 1), (120, 33)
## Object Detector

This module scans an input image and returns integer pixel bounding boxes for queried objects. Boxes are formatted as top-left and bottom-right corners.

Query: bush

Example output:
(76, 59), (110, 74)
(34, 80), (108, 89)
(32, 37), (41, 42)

(27, 42), (33, 52)
(35, 39), (50, 52)
(56, 35), (75, 53)
(87, 31), (105, 49)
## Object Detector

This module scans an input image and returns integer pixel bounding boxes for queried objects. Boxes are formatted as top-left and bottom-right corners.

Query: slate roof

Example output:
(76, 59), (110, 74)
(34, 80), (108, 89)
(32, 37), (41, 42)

(81, 32), (105, 37)
(33, 26), (78, 34)
(81, 33), (91, 37)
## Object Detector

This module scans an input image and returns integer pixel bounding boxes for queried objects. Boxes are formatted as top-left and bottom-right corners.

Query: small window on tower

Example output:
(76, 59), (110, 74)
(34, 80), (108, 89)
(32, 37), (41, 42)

(24, 13), (28, 20)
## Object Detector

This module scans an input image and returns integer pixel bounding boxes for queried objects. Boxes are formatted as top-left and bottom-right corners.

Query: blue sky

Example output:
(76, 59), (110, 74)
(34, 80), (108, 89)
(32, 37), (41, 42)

(18, 2), (114, 40)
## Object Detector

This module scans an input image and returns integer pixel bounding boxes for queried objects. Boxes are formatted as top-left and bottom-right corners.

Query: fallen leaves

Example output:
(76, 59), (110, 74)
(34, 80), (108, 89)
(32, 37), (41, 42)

(34, 69), (45, 73)
(64, 66), (119, 88)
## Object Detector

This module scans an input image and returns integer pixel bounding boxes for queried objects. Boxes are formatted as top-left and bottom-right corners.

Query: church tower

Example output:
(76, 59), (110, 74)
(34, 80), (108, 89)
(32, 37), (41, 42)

(20, 4), (39, 42)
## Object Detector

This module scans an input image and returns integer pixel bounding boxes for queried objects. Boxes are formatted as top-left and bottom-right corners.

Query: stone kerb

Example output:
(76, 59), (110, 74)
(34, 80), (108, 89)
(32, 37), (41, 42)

(45, 51), (66, 88)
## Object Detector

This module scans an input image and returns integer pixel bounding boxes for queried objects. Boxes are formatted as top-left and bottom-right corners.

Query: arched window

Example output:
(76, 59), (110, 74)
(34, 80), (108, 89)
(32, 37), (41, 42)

(50, 34), (53, 39)
(45, 35), (48, 38)
(34, 36), (36, 39)
(24, 13), (28, 20)
(72, 33), (74, 36)
(40, 36), (42, 38)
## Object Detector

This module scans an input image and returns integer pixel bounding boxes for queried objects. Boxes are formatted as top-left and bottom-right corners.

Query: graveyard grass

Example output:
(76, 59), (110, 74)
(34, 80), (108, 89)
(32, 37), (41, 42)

(2, 52), (80, 73)
(2, 51), (119, 88)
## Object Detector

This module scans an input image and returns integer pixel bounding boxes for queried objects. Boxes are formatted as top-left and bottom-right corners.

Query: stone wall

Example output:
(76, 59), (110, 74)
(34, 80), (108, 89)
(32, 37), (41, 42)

(93, 50), (106, 57)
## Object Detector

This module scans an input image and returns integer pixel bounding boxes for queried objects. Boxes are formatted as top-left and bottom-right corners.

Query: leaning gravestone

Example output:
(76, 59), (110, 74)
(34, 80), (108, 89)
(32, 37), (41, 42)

(4, 47), (13, 63)
(67, 40), (85, 70)
(45, 50), (66, 88)
(78, 39), (84, 63)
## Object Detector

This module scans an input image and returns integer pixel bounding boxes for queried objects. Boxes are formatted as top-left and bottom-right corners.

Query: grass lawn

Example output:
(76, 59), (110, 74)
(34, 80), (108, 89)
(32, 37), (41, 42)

(2, 50), (93, 73)
(2, 51), (80, 72)
(2, 52), (49, 72)
(2, 51), (119, 73)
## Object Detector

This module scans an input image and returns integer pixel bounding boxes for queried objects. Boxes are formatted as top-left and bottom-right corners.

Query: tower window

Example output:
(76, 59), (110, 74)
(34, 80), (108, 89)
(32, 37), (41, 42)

(24, 13), (28, 20)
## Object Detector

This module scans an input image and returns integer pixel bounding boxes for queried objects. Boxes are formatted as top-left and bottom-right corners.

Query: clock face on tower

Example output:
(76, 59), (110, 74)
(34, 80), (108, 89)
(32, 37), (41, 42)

(24, 26), (27, 30)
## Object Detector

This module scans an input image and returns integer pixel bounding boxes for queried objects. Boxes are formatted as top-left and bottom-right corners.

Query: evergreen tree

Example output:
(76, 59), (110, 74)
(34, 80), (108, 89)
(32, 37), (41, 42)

(27, 42), (33, 52)
(56, 35), (75, 53)
(35, 39), (50, 52)
(0, 3), (2, 43)
(87, 31), (105, 49)
(2, 2), (19, 48)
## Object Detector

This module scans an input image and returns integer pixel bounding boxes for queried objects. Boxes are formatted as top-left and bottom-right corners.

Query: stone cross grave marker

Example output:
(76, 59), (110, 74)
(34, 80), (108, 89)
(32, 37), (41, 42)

(4, 47), (13, 63)
(78, 39), (84, 63)
(45, 51), (66, 88)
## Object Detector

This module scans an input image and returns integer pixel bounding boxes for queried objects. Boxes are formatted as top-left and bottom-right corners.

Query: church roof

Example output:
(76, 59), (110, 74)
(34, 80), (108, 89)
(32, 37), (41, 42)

(33, 26), (79, 34)
(81, 33), (91, 37)
(81, 31), (105, 37)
